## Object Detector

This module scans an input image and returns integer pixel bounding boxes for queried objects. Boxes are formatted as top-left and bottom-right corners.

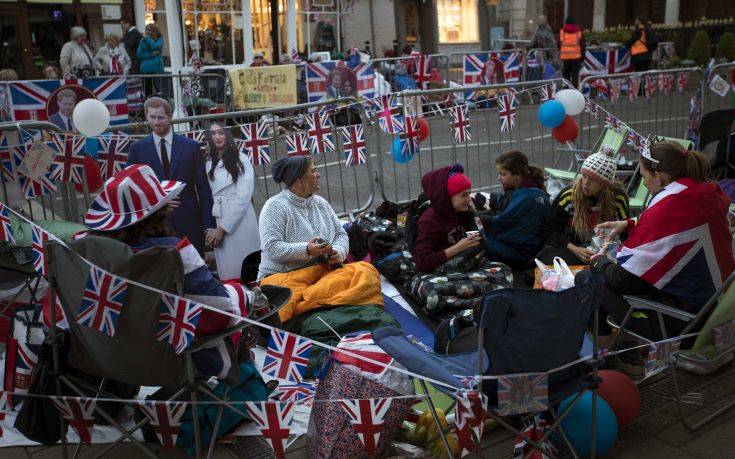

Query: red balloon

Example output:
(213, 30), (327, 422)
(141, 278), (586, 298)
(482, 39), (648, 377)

(551, 115), (579, 143)
(417, 117), (430, 142)
(74, 156), (104, 194)
(597, 370), (641, 428)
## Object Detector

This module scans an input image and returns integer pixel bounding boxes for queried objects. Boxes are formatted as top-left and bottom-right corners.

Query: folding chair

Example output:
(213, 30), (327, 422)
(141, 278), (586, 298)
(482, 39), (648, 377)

(44, 236), (251, 458)
(373, 275), (604, 458)
(546, 126), (630, 182)
(607, 272), (735, 431)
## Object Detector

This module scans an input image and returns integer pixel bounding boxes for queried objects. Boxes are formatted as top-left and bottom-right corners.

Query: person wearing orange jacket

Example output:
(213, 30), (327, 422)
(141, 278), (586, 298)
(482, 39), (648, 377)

(625, 17), (657, 72)
(559, 17), (585, 87)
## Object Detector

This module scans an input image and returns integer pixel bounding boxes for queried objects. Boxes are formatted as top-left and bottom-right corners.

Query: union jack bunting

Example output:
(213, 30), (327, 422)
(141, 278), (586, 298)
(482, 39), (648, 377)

(268, 383), (316, 404)
(76, 266), (127, 337)
(645, 338), (681, 378)
(658, 74), (666, 93)
(512, 415), (557, 458)
(262, 329), (312, 383)
(306, 111), (335, 155)
(0, 132), (16, 182)
(627, 130), (644, 152)
(305, 60), (375, 103)
(604, 113), (622, 133)
(539, 83), (556, 102)
(285, 132), (310, 157)
(0, 203), (14, 244)
(183, 130), (206, 154)
(584, 98), (599, 119)
(291, 47), (302, 63)
(239, 122), (271, 165)
(443, 91), (455, 108)
(413, 53), (432, 90)
(5, 305), (44, 408)
(455, 391), (487, 457)
(97, 134), (130, 181)
(450, 105), (471, 143)
(629, 76), (641, 101)
(372, 94), (403, 135)
(136, 401), (187, 450)
(498, 94), (516, 133)
(341, 124), (367, 167)
(590, 78), (610, 99)
(609, 79), (622, 104)
(497, 372), (549, 416)
(333, 332), (394, 378)
(244, 401), (296, 459)
(714, 319), (735, 353)
(48, 133), (86, 183)
(455, 375), (479, 390)
(7, 77), (129, 125)
(664, 74), (674, 95)
(339, 398), (392, 456)
(645, 76), (656, 101)
(678, 72), (687, 94)
(31, 225), (50, 276)
(50, 396), (97, 444)
(156, 293), (203, 354)
(11, 141), (58, 198)
(580, 46), (633, 79)
(399, 115), (421, 159)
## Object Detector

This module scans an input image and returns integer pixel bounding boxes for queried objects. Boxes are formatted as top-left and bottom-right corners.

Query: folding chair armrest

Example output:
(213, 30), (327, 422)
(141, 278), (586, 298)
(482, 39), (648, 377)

(188, 321), (250, 353)
(623, 295), (696, 322)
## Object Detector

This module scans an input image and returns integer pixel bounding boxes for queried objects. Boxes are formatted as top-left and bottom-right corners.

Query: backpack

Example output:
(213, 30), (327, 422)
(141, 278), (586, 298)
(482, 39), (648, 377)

(404, 194), (431, 252)
(433, 314), (478, 354)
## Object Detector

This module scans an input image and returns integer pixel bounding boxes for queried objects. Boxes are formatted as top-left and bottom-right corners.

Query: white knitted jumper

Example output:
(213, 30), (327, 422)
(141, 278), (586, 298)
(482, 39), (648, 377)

(257, 189), (349, 279)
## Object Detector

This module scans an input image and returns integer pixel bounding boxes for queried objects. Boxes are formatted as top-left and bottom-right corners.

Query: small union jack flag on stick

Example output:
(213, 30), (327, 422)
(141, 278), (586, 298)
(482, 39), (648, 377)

(268, 383), (316, 405)
(285, 132), (310, 157)
(239, 122), (271, 165)
(136, 401), (187, 450)
(450, 105), (471, 143)
(244, 401), (297, 459)
(584, 97), (599, 120)
(156, 293), (203, 354)
(341, 124), (367, 167)
(50, 396), (97, 444)
(498, 94), (516, 133)
(497, 372), (548, 416)
(372, 95), (403, 135)
(399, 116), (421, 160)
(31, 225), (50, 276)
(455, 391), (487, 457)
(48, 133), (86, 184)
(97, 134), (130, 181)
(262, 329), (312, 383)
(539, 83), (556, 102)
(76, 266), (127, 337)
(306, 111), (335, 155)
(0, 203), (14, 244)
(678, 72), (687, 94)
(339, 398), (392, 457)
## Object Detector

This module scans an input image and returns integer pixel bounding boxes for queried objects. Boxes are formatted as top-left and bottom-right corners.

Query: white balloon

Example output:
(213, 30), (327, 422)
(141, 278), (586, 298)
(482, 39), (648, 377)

(72, 98), (111, 137)
(554, 89), (586, 116)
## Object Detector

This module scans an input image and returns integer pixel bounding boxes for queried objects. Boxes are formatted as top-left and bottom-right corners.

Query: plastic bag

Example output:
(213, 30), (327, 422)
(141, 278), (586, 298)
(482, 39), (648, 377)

(545, 176), (566, 201)
(534, 257), (575, 292)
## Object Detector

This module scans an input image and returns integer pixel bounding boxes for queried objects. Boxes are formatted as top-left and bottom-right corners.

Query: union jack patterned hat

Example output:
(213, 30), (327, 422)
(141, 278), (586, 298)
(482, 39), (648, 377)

(84, 164), (185, 231)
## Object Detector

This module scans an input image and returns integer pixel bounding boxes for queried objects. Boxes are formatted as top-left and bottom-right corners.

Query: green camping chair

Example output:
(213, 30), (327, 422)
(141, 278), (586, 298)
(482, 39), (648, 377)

(546, 126), (630, 182)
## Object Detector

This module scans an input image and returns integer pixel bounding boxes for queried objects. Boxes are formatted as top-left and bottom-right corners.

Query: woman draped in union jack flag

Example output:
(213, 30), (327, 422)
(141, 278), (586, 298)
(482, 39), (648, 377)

(579, 142), (734, 377)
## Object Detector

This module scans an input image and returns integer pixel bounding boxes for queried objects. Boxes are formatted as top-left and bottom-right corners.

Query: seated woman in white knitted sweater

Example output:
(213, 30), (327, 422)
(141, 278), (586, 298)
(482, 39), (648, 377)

(258, 156), (382, 323)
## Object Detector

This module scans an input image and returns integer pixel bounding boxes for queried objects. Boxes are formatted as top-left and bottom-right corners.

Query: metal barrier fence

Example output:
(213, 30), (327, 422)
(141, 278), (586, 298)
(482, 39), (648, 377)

(703, 62), (735, 115)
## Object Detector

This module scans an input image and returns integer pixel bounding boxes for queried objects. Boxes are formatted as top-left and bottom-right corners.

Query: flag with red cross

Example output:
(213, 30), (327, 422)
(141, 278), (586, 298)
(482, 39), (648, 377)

(239, 122), (271, 165)
(306, 111), (335, 155)
(136, 401), (187, 450)
(341, 124), (367, 167)
(244, 401), (296, 459)
(50, 396), (97, 444)
(156, 293), (203, 354)
(76, 266), (128, 337)
(47, 132), (86, 183)
(339, 398), (392, 456)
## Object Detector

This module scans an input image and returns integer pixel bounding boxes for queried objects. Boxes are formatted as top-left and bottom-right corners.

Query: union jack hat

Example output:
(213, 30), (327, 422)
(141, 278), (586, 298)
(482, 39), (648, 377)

(84, 164), (185, 231)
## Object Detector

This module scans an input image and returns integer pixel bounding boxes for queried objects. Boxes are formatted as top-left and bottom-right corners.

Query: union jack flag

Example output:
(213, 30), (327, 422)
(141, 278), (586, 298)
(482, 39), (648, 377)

(156, 293), (203, 354)
(0, 132), (17, 182)
(539, 83), (556, 102)
(31, 225), (50, 276)
(497, 373), (548, 416)
(306, 61), (375, 103)
(585, 98), (599, 119)
(609, 79), (622, 104)
(455, 375), (479, 390)
(6, 305), (44, 407)
(339, 398), (392, 456)
(645, 338), (681, 378)
(136, 401), (187, 450)
(306, 111), (335, 155)
(262, 329), (312, 383)
(333, 332), (394, 378)
(463, 51), (521, 101)
(664, 74), (674, 95)
(399, 115), (421, 160)
(268, 383), (316, 404)
(0, 203), (14, 244)
(627, 130), (644, 152)
(604, 113), (622, 133)
(8, 77), (129, 125)
(244, 401), (296, 459)
(239, 122), (271, 165)
(413, 53), (432, 90)
(714, 319), (735, 353)
(76, 266), (128, 337)
(12, 142), (58, 198)
(645, 75), (656, 101)
(48, 133), (86, 183)
(580, 47), (633, 79)
(50, 396), (97, 444)
(657, 74), (670, 94)
(341, 125), (367, 167)
(498, 94), (516, 133)
(290, 47), (302, 63)
(589, 78), (610, 99)
(97, 134), (130, 181)
(455, 391), (487, 457)
(629, 76), (641, 101)
(372, 94), (403, 135)
(450, 105), (471, 143)
(285, 132), (310, 157)
(678, 72), (688, 94)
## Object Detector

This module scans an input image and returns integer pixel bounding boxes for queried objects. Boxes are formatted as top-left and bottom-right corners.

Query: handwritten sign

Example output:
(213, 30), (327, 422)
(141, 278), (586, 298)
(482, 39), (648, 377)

(19, 141), (55, 180)
(229, 65), (297, 109)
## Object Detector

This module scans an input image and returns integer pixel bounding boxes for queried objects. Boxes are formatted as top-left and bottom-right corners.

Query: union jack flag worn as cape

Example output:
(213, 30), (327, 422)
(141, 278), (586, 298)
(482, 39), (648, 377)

(372, 94), (403, 135)
(50, 396), (97, 444)
(0, 203), (14, 244)
(76, 266), (127, 337)
(97, 134), (130, 181)
(244, 401), (296, 459)
(48, 133), (86, 183)
(285, 132), (310, 157)
(306, 111), (335, 155)
(341, 124), (367, 167)
(455, 391), (487, 457)
(157, 293), (203, 354)
(136, 401), (187, 450)
(617, 179), (735, 312)
(339, 398), (392, 456)
(262, 329), (312, 383)
(450, 105), (471, 143)
(239, 122), (271, 165)
(498, 94), (516, 133)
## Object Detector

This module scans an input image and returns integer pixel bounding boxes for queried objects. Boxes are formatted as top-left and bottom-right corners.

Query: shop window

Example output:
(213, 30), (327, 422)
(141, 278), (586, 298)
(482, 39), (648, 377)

(436, 0), (479, 43)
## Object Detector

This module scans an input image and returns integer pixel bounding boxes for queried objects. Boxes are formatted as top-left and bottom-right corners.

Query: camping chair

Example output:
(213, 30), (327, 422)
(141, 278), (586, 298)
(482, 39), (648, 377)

(44, 236), (253, 458)
(607, 272), (735, 431)
(373, 275), (605, 457)
(545, 126), (630, 182)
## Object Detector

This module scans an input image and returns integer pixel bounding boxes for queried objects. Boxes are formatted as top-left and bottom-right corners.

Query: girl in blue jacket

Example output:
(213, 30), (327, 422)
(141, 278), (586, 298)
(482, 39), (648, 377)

(478, 150), (550, 268)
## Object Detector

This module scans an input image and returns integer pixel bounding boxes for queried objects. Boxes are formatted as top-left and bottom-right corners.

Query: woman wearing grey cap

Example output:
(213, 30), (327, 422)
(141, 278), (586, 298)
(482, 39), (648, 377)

(60, 26), (96, 79)
(257, 156), (382, 323)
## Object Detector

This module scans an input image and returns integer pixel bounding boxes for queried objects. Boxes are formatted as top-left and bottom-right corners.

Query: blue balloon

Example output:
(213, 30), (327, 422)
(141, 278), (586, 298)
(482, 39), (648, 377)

(391, 137), (414, 164)
(560, 392), (618, 457)
(537, 100), (566, 128)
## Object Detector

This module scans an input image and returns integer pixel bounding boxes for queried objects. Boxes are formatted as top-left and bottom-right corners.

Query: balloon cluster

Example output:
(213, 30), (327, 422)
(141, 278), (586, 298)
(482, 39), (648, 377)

(537, 89), (585, 143)
(391, 117), (429, 164)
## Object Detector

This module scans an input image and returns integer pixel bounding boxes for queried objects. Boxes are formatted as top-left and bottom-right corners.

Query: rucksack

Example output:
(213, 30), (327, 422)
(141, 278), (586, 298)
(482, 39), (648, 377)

(404, 194), (431, 252)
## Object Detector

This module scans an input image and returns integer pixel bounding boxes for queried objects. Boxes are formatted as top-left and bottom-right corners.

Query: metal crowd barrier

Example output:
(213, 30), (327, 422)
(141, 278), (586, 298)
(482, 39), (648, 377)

(702, 62), (735, 115)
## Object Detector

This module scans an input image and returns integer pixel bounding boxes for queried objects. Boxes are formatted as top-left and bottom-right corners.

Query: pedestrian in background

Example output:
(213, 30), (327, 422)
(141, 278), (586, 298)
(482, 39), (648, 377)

(60, 26), (96, 79)
(43, 65), (60, 79)
(138, 24), (165, 96)
(121, 18), (143, 73)
(250, 51), (270, 67)
(559, 17), (585, 87)
(626, 17), (657, 72)
(94, 34), (131, 76)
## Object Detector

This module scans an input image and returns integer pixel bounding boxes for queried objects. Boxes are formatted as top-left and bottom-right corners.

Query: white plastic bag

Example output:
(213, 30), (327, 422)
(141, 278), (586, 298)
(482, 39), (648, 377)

(535, 257), (575, 292)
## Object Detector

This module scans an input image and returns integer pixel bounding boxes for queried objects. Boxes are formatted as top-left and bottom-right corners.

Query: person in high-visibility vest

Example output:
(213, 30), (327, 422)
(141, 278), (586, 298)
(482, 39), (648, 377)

(625, 17), (657, 72)
(558, 17), (585, 87)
